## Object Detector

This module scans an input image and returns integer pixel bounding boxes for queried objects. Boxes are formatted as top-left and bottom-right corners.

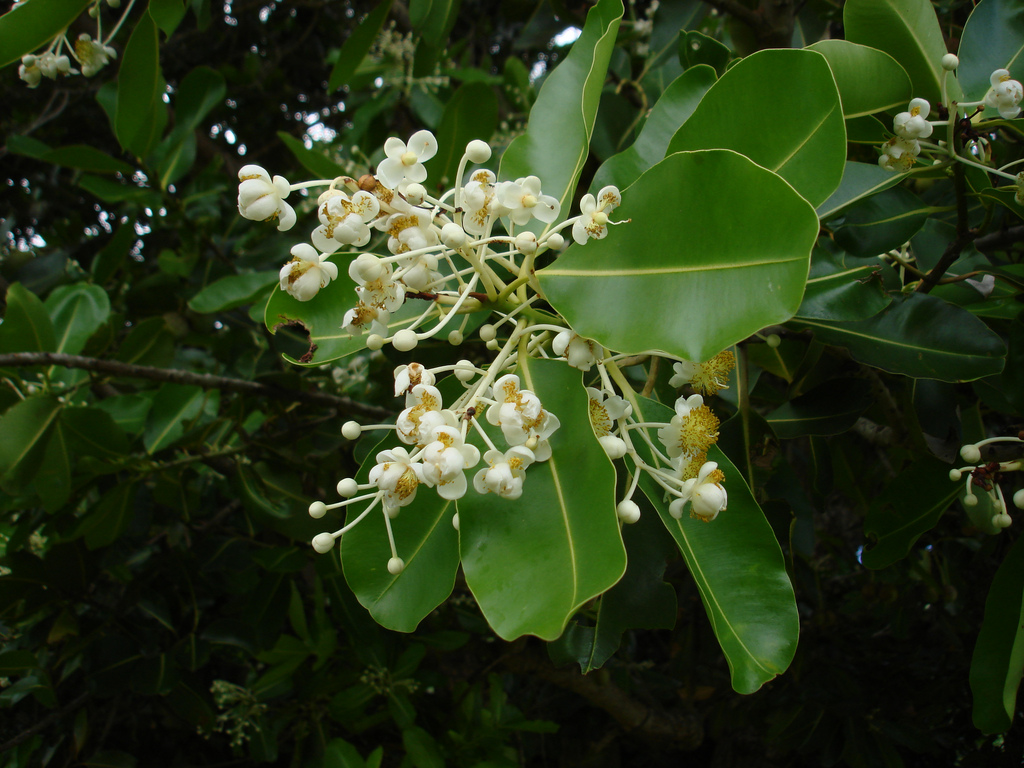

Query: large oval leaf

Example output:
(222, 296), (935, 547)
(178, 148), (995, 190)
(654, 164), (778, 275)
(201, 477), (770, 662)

(0, 0), (91, 67)
(970, 534), (1024, 733)
(45, 283), (111, 355)
(796, 246), (892, 321)
(807, 40), (912, 119)
(797, 292), (1007, 381)
(843, 0), (950, 104)
(958, 0), (1024, 102)
(341, 440), (460, 633)
(539, 150), (818, 363)
(590, 64), (717, 195)
(817, 161), (905, 221)
(115, 11), (161, 157)
(666, 48), (846, 207)
(498, 0), (622, 227)
(457, 359), (626, 641)
(631, 396), (799, 694)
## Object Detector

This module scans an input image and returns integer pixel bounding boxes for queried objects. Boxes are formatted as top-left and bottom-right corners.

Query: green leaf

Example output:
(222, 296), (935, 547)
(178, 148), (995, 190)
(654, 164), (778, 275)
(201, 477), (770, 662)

(499, 0), (623, 227)
(817, 161), (905, 221)
(843, 0), (950, 104)
(766, 379), (875, 438)
(807, 40), (913, 119)
(75, 481), (139, 550)
(458, 360), (626, 641)
(632, 397), (799, 694)
(341, 445), (460, 633)
(402, 726), (444, 768)
(796, 246), (892, 321)
(116, 316), (175, 367)
(45, 283), (111, 355)
(971, 534), (1024, 733)
(0, 396), (61, 495)
(666, 48), (846, 207)
(958, 0), (1024, 103)
(429, 82), (498, 189)
(0, 282), (57, 354)
(327, 0), (394, 92)
(323, 738), (367, 768)
(115, 11), (161, 156)
(6, 141), (136, 175)
(798, 292), (1007, 382)
(155, 65), (226, 186)
(34, 416), (72, 511)
(92, 394), (152, 434)
(590, 65), (716, 195)
(144, 383), (206, 454)
(0, 0), (91, 67)
(832, 185), (931, 257)
(62, 407), (130, 458)
(149, 0), (187, 37)
(276, 131), (348, 181)
(540, 150), (817, 363)
(189, 271), (278, 314)
(680, 30), (729, 75)
(861, 455), (960, 569)
(0, 650), (38, 676)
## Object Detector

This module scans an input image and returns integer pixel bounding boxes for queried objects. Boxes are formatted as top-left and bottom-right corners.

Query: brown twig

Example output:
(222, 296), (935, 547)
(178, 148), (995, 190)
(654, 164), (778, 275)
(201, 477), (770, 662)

(0, 352), (389, 419)
(916, 161), (974, 293)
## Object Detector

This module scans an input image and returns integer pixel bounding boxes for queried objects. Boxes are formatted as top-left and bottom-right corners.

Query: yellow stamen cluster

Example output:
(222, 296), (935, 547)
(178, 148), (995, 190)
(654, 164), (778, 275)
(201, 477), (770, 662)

(692, 350), (735, 397)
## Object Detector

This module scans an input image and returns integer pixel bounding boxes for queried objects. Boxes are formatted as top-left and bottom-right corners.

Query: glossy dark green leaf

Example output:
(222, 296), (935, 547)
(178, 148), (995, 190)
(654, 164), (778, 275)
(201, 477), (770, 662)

(817, 161), (905, 221)
(844, 0), (951, 104)
(116, 316), (175, 367)
(458, 360), (626, 641)
(767, 379), (875, 439)
(277, 131), (347, 180)
(667, 48), (846, 207)
(189, 271), (278, 314)
(115, 11), (161, 157)
(45, 283), (111, 355)
(632, 397), (798, 694)
(971, 534), (1024, 733)
(144, 384), (206, 454)
(499, 0), (622, 227)
(403, 726), (444, 768)
(62, 406), (130, 458)
(76, 482), (139, 550)
(34, 417), (71, 512)
(0, 396), (61, 495)
(429, 82), (498, 189)
(833, 185), (932, 257)
(799, 292), (1007, 382)
(0, 0), (91, 67)
(974, 316), (1024, 414)
(341, 444), (460, 633)
(590, 64), (716, 195)
(680, 30), (729, 75)
(807, 40), (912, 118)
(958, 0), (1024, 103)
(861, 455), (959, 569)
(8, 144), (135, 175)
(149, 0), (187, 36)
(327, 0), (394, 92)
(540, 151), (817, 363)
(155, 65), (225, 186)
(796, 246), (891, 321)
(0, 282), (56, 354)
(323, 738), (366, 768)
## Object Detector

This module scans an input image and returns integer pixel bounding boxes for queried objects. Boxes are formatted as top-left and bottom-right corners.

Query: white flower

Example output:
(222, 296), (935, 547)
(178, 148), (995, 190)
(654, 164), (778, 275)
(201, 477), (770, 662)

(473, 446), (536, 500)
(18, 55), (41, 88)
(37, 52), (72, 79)
(342, 301), (390, 337)
(893, 98), (932, 140)
(586, 387), (631, 438)
(351, 261), (405, 314)
(486, 374), (560, 446)
(985, 69), (1024, 119)
(394, 363), (435, 400)
(421, 426), (480, 499)
(878, 136), (920, 172)
(396, 384), (453, 446)
(462, 170), (506, 235)
(237, 165), (296, 231)
(657, 394), (719, 459)
(311, 189), (379, 252)
(553, 331), (600, 371)
(669, 461), (727, 522)
(378, 206), (438, 256)
(279, 244), (338, 301)
(376, 130), (438, 190)
(498, 176), (560, 227)
(572, 185), (621, 245)
(368, 447), (426, 510)
(75, 33), (117, 77)
(668, 350), (735, 396)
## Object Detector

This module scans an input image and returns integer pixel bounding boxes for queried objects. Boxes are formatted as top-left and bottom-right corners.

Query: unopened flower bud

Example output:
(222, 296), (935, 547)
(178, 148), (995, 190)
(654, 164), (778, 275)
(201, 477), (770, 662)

(367, 334), (385, 350)
(392, 329), (418, 351)
(1014, 488), (1024, 509)
(308, 501), (328, 519)
(964, 493), (979, 507)
(312, 533), (336, 553)
(617, 499), (641, 524)
(465, 140), (491, 163)
(993, 513), (1013, 528)
(960, 444), (982, 464)
(766, 334), (781, 348)
(941, 53), (959, 71)
(448, 330), (464, 346)
(342, 421), (362, 440)
(454, 360), (476, 382)
(452, 513), (460, 531)
(599, 435), (628, 459)
(515, 232), (538, 255)
(479, 324), (496, 342)
(441, 222), (468, 249)
(949, 468), (962, 481)
(337, 478), (359, 497)
(545, 232), (565, 250)
(404, 183), (427, 205)
(388, 556), (406, 574)
(351, 253), (383, 282)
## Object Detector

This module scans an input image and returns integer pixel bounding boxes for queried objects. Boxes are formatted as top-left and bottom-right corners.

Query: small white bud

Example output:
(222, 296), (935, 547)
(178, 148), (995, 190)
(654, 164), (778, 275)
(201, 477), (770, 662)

(993, 513), (1013, 529)
(479, 324), (496, 342)
(454, 360), (476, 382)
(312, 533), (336, 553)
(366, 334), (385, 350)
(342, 421), (362, 440)
(441, 222), (468, 249)
(949, 468), (962, 481)
(308, 501), (328, 519)
(1014, 488), (1024, 510)
(448, 330), (464, 346)
(766, 334), (781, 348)
(337, 478), (359, 497)
(960, 444), (982, 464)
(386, 505), (401, 519)
(515, 232), (538, 255)
(404, 183), (427, 206)
(392, 329), (419, 351)
(941, 53), (959, 71)
(22, 54), (37, 66)
(387, 556), (406, 574)
(545, 232), (564, 250)
(452, 512), (460, 531)
(465, 139), (491, 163)
(486, 339), (500, 350)
(964, 493), (979, 507)
(617, 499), (641, 524)
(351, 253), (383, 282)
(599, 435), (628, 459)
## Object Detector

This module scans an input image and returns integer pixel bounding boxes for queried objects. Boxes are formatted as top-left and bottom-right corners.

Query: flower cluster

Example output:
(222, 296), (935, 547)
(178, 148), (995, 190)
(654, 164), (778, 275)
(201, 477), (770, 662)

(949, 436), (1024, 531)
